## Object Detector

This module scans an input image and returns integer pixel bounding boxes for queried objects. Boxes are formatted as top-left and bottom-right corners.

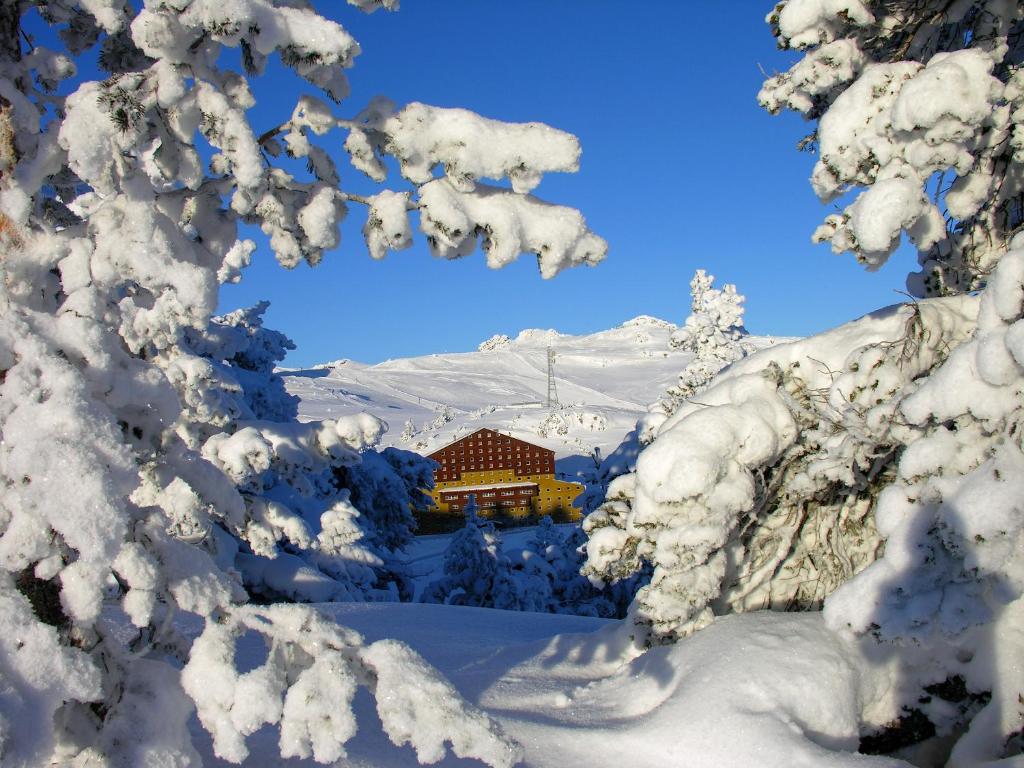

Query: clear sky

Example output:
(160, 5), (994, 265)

(218, 1), (920, 367)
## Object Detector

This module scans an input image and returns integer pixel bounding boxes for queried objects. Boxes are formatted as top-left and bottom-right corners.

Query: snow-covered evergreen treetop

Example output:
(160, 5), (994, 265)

(760, 0), (1024, 296)
(649, 269), (750, 424)
(668, 269), (746, 356)
(0, 1), (604, 764)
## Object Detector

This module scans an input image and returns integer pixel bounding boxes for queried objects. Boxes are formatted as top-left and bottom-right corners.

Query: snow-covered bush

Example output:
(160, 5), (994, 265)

(422, 510), (626, 617)
(427, 403), (457, 430)
(536, 410), (570, 437)
(536, 408), (607, 439)
(585, 1), (1024, 759)
(0, 1), (603, 763)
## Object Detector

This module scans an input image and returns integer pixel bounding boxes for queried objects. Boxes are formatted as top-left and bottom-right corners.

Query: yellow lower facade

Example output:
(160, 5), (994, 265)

(428, 469), (583, 521)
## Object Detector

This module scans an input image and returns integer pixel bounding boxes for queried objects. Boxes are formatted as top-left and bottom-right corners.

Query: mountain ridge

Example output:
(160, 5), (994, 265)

(285, 317), (785, 465)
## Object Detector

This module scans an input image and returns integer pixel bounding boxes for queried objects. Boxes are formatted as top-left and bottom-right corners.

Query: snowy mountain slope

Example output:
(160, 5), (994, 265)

(284, 316), (785, 466)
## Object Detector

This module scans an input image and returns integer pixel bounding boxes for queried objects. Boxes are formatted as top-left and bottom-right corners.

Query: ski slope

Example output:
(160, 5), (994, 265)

(284, 315), (784, 467)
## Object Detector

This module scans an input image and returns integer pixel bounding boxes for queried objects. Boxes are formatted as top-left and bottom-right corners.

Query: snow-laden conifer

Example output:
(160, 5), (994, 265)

(585, 1), (1024, 757)
(647, 269), (750, 428)
(420, 497), (526, 610)
(516, 516), (626, 618)
(580, 271), (749, 529)
(0, 1), (602, 763)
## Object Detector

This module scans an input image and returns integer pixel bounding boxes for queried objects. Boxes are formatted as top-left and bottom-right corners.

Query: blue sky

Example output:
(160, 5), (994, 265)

(219, 2), (920, 367)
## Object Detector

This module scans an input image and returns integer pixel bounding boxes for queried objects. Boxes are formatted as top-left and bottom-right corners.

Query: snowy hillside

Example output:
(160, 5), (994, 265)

(284, 315), (784, 467)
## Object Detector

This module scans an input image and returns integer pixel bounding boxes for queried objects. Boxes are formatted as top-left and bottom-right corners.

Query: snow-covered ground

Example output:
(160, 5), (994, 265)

(194, 600), (911, 768)
(284, 315), (784, 473)
(264, 319), (995, 768)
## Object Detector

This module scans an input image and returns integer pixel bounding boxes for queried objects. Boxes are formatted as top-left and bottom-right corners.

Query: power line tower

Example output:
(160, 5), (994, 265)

(546, 347), (560, 408)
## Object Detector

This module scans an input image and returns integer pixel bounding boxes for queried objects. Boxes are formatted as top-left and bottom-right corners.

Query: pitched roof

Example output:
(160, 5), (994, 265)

(427, 427), (548, 458)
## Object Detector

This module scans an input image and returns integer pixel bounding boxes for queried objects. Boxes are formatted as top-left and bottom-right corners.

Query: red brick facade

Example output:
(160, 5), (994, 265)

(428, 428), (554, 481)
(424, 428), (582, 520)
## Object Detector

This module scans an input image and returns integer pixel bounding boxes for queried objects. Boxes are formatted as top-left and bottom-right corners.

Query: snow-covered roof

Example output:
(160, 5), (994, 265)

(438, 482), (537, 494)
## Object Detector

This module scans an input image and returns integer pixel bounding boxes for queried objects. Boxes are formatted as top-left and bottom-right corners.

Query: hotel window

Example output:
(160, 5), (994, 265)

(450, 503), (460, 510)
(482, 492), (496, 497)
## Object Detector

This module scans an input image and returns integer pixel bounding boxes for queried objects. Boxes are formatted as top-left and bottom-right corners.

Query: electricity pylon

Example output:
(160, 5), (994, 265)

(546, 347), (560, 408)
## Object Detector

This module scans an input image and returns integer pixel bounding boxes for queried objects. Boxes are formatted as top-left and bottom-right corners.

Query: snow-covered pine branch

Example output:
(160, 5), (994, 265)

(0, 1), (604, 763)
(759, 0), (1024, 296)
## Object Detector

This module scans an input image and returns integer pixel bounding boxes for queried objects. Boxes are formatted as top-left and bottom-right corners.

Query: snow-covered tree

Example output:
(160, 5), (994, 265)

(0, 1), (604, 764)
(580, 272), (749, 528)
(420, 497), (526, 610)
(670, 270), (747, 355)
(186, 301), (300, 423)
(515, 516), (630, 618)
(427, 403), (457, 431)
(183, 305), (395, 604)
(649, 269), (749, 425)
(166, 301), (427, 603)
(585, 1), (1024, 760)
